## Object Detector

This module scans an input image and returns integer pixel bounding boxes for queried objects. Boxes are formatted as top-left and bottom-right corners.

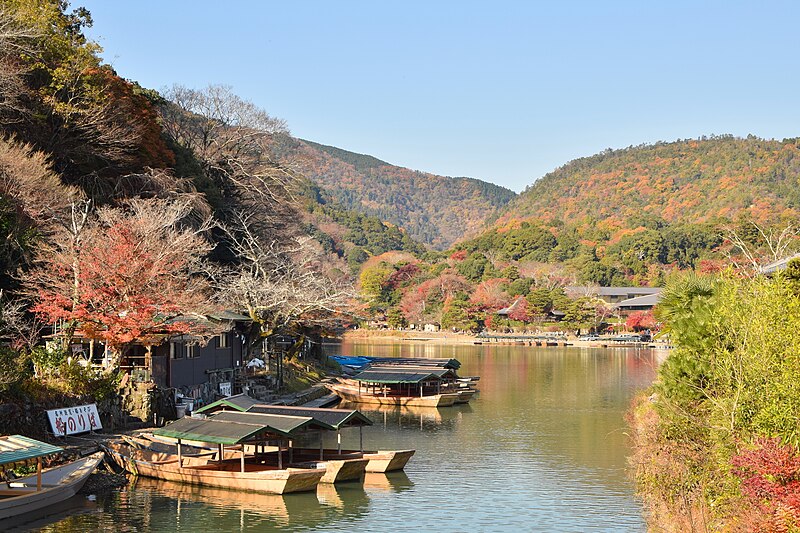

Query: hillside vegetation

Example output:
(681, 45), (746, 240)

(272, 136), (516, 249)
(499, 135), (800, 231)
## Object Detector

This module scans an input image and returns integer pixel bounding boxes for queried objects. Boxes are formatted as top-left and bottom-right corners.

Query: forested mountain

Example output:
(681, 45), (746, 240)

(497, 135), (800, 232)
(451, 136), (800, 286)
(271, 136), (516, 249)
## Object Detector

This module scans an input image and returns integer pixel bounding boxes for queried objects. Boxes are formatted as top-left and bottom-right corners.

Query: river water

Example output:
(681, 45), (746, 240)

(14, 342), (658, 532)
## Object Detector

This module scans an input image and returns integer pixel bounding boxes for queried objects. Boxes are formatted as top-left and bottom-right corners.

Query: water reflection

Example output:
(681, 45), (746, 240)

(340, 401), (474, 431)
(362, 471), (414, 493)
(33, 343), (656, 532)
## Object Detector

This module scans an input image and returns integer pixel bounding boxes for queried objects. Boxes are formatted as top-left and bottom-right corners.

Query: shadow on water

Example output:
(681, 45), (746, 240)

(4, 494), (98, 532)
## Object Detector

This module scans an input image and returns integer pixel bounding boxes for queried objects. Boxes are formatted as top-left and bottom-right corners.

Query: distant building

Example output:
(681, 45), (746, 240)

(496, 297), (524, 317)
(614, 293), (662, 313)
(566, 286), (662, 304)
(761, 253), (800, 276)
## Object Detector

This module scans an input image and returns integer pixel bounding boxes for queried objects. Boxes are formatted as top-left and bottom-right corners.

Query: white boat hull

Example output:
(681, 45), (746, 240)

(0, 453), (103, 520)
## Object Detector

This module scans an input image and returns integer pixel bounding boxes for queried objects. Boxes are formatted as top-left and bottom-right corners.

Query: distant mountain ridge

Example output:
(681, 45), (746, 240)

(495, 135), (800, 232)
(272, 136), (516, 249)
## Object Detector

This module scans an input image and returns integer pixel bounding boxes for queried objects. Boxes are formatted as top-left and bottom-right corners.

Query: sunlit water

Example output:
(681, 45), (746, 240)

(12, 343), (658, 532)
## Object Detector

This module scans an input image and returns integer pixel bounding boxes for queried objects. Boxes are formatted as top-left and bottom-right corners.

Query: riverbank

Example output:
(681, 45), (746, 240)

(340, 329), (673, 350)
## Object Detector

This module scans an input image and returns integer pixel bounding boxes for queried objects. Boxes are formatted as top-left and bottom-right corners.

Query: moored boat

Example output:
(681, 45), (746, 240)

(0, 435), (102, 520)
(104, 440), (323, 494)
(195, 396), (416, 474)
(103, 412), (332, 494)
(329, 381), (459, 407)
(328, 357), (479, 407)
(361, 449), (416, 473)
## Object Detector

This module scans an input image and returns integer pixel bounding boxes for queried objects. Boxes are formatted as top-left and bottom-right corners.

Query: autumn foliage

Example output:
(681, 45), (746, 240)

(625, 310), (656, 331)
(29, 199), (212, 366)
(731, 438), (800, 530)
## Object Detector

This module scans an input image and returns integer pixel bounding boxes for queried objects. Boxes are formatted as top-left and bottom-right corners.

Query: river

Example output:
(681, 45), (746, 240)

(14, 342), (659, 532)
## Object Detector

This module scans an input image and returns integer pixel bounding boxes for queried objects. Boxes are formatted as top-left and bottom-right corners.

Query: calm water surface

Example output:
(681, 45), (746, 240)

(16, 343), (658, 532)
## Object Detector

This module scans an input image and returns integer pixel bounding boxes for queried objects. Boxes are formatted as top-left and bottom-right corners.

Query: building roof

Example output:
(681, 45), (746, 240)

(497, 297), (524, 316)
(0, 435), (63, 467)
(615, 293), (663, 309)
(566, 286), (662, 297)
(352, 369), (441, 384)
(761, 253), (800, 276)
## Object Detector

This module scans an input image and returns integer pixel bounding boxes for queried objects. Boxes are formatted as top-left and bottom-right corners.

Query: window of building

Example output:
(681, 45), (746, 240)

(186, 344), (197, 359)
(217, 333), (228, 349)
(170, 342), (182, 360)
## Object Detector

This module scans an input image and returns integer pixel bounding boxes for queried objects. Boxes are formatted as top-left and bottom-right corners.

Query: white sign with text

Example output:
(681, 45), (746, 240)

(47, 404), (102, 436)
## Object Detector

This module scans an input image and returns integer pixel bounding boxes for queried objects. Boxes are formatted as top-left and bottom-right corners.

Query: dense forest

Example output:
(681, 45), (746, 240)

(0, 0), (378, 407)
(271, 136), (517, 249)
(349, 136), (800, 333)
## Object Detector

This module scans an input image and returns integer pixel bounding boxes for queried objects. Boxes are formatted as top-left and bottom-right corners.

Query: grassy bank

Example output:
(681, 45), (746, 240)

(628, 273), (800, 531)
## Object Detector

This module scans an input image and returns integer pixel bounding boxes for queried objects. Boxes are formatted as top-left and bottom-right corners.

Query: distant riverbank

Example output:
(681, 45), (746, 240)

(339, 329), (673, 350)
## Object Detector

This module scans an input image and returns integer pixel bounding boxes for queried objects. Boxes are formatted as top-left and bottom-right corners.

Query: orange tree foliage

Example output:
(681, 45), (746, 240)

(625, 310), (656, 331)
(470, 278), (510, 311)
(29, 199), (212, 366)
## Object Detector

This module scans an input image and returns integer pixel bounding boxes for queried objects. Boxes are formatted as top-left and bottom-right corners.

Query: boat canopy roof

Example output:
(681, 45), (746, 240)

(0, 435), (63, 467)
(352, 369), (441, 384)
(153, 411), (318, 444)
(194, 394), (373, 429)
(194, 394), (261, 415)
(366, 357), (461, 370)
(209, 411), (330, 432)
(247, 405), (373, 429)
(369, 366), (456, 379)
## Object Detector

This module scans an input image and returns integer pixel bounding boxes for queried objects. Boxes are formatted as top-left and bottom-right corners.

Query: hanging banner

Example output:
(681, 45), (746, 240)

(47, 404), (102, 437)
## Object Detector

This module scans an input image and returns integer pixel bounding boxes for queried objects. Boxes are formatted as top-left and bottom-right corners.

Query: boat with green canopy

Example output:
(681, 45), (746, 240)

(194, 395), (415, 473)
(0, 435), (102, 519)
(104, 412), (327, 494)
(330, 369), (461, 407)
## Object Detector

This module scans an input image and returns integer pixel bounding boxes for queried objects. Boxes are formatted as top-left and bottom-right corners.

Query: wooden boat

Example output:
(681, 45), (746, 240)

(329, 381), (459, 407)
(361, 449), (415, 472)
(132, 435), (369, 484)
(454, 389), (477, 404)
(277, 450), (369, 483)
(195, 398), (417, 475)
(104, 440), (323, 494)
(0, 434), (102, 520)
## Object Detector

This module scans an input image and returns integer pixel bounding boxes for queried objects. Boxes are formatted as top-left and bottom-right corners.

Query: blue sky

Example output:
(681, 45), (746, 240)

(77, 1), (800, 192)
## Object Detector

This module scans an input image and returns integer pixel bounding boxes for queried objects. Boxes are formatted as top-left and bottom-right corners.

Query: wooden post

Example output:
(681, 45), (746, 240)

(337, 430), (341, 454)
(177, 439), (182, 468)
(36, 457), (42, 491)
(289, 440), (293, 463)
(218, 443), (223, 462)
(359, 426), (363, 453)
(319, 430), (324, 460)
(278, 441), (283, 469)
(240, 447), (245, 473)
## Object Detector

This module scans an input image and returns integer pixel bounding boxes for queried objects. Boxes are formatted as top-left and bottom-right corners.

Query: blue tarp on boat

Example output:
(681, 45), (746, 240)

(329, 355), (373, 369)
